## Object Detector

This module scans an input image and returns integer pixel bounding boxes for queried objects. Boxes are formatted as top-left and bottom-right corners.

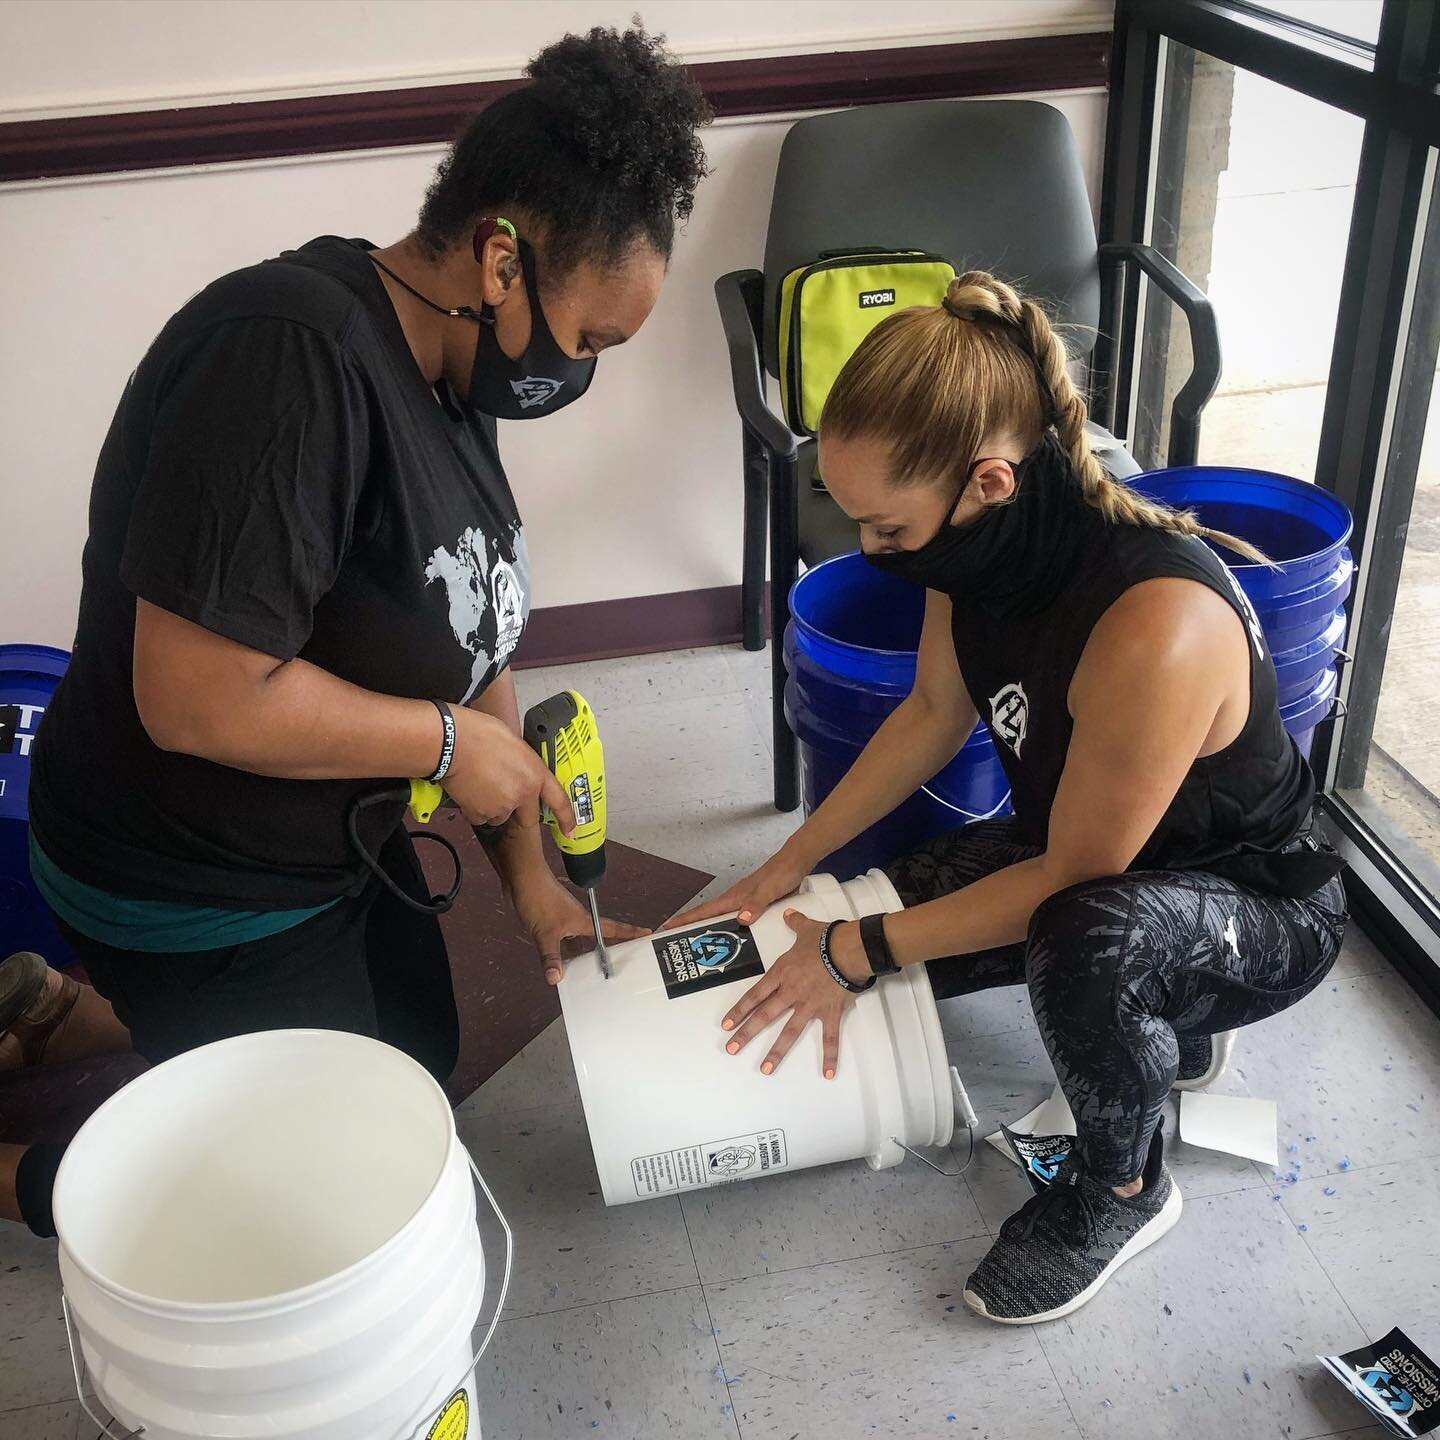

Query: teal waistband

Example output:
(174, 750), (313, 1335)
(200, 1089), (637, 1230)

(28, 833), (339, 955)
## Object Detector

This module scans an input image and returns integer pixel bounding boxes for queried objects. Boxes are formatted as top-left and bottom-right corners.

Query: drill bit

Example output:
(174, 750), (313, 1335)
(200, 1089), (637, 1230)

(586, 886), (613, 979)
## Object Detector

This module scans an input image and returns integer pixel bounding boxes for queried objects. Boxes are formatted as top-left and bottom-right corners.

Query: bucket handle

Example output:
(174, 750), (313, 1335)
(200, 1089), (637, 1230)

(918, 783), (1012, 824)
(890, 1069), (980, 1178)
(401, 1145), (515, 1440)
(59, 1145), (514, 1440)
(63, 1295), (144, 1440)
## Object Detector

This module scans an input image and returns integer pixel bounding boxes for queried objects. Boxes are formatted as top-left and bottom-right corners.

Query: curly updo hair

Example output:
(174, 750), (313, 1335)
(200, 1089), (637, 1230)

(417, 21), (711, 276)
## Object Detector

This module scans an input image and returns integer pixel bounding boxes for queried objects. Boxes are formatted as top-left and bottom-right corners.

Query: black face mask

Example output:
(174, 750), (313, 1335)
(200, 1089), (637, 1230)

(865, 434), (1097, 617)
(368, 236), (596, 420)
(466, 241), (596, 419)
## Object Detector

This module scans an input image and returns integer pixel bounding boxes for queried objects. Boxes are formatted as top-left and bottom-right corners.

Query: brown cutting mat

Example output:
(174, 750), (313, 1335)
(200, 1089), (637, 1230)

(421, 810), (711, 1105)
(0, 823), (709, 1140)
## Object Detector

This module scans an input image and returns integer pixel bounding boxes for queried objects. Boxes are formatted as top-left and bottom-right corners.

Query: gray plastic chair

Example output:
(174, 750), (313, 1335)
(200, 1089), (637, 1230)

(715, 98), (1221, 811)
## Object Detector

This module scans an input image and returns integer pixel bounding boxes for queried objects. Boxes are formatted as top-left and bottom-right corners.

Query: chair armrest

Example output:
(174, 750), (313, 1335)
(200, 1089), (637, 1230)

(715, 269), (799, 461)
(1098, 241), (1222, 468)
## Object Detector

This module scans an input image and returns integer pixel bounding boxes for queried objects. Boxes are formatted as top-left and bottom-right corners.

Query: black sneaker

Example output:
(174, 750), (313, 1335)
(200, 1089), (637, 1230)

(963, 1125), (1182, 1325)
(1173, 1030), (1237, 1091)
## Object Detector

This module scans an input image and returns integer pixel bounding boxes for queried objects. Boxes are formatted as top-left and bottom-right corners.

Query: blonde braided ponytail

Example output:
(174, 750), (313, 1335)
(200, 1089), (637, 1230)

(943, 273), (1269, 563)
(823, 269), (1269, 565)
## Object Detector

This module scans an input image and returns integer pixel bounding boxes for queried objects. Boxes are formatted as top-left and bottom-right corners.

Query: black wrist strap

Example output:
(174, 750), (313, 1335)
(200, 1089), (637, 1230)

(859, 912), (901, 976)
(428, 699), (457, 783)
(819, 920), (877, 994)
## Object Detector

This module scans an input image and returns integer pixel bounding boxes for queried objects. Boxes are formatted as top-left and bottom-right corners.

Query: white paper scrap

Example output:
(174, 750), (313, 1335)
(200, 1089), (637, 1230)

(984, 1085), (1076, 1164)
(1178, 1091), (1279, 1167)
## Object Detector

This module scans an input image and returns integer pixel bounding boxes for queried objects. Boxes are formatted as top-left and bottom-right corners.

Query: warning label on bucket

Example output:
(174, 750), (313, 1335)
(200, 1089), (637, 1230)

(632, 1129), (788, 1196)
(426, 1389), (469, 1440)
(652, 922), (764, 999)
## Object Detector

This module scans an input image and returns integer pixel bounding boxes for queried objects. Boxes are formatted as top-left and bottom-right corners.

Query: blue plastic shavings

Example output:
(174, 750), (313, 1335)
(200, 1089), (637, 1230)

(1298, 1223), (1309, 1232)
(1244, 1368), (1254, 1385)
(1384, 1063), (1393, 1072)
(1171, 1384), (1184, 1393)
(1305, 1135), (1316, 1142)
(721, 1403), (733, 1417)
(591, 1423), (600, 1430)
(1324, 1186), (1337, 1196)
(1287, 1142), (1299, 1153)
(947, 1414), (958, 1423)
(1407, 1102), (1421, 1112)
(945, 1305), (957, 1312)
(1338, 1157), (1352, 1170)
(1102, 1399), (1114, 1409)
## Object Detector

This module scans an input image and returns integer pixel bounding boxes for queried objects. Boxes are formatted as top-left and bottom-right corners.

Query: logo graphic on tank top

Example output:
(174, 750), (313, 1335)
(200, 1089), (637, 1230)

(510, 375), (564, 409)
(1223, 914), (1241, 961)
(989, 681), (1030, 758)
(1219, 564), (1266, 659)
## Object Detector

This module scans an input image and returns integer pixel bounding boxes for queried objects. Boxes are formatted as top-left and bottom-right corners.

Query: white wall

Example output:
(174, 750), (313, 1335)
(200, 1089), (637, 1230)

(0, 0), (1110, 650)
(1, 0), (1111, 115)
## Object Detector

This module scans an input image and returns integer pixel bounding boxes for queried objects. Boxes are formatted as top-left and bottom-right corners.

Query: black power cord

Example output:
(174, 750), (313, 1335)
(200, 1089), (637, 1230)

(347, 786), (463, 916)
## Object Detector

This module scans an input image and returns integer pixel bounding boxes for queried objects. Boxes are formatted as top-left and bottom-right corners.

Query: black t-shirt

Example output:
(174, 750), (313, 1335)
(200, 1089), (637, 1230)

(31, 237), (531, 908)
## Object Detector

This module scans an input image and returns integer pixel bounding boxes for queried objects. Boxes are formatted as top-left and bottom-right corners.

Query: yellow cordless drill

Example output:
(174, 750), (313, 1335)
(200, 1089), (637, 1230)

(404, 691), (609, 976)
(523, 690), (611, 978)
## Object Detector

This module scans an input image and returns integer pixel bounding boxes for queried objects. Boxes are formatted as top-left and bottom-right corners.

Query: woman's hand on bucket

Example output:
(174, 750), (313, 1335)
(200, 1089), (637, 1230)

(513, 870), (649, 984)
(667, 849), (807, 929)
(720, 910), (868, 1079)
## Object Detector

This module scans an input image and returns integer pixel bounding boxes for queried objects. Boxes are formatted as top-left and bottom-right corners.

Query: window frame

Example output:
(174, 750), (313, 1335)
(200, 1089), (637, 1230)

(1098, 0), (1440, 1009)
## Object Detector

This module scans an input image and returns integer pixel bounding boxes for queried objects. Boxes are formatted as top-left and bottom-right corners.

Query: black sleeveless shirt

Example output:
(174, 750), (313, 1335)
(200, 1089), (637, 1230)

(929, 439), (1337, 896)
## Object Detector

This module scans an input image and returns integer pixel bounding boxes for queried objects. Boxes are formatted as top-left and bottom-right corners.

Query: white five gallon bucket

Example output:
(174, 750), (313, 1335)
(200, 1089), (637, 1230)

(52, 1029), (510, 1440)
(559, 869), (960, 1206)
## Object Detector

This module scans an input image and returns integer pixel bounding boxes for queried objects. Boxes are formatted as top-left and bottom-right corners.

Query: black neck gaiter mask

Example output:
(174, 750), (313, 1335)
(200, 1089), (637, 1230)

(864, 433), (1101, 617)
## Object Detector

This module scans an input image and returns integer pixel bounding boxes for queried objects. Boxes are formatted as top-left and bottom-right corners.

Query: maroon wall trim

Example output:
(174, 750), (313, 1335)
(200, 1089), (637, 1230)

(0, 32), (1108, 184)
(7, 29), (1108, 663)
(512, 585), (748, 670)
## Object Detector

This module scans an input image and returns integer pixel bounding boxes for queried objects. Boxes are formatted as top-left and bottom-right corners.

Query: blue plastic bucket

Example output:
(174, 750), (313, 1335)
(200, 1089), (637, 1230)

(785, 553), (1011, 877)
(1, 644), (74, 965)
(1131, 467), (1353, 600)
(1274, 610), (1347, 708)
(1132, 467), (1353, 750)
(1280, 665), (1339, 762)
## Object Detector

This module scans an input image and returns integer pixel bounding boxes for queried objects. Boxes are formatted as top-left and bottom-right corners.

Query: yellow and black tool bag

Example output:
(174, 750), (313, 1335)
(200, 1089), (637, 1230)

(778, 248), (957, 436)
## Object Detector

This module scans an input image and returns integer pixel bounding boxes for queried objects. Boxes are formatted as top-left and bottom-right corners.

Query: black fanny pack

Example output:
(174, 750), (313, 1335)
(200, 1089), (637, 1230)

(1206, 828), (1346, 900)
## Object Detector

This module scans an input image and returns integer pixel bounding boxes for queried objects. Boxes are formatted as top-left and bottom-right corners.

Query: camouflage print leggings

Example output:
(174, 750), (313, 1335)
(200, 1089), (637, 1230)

(884, 818), (1348, 1185)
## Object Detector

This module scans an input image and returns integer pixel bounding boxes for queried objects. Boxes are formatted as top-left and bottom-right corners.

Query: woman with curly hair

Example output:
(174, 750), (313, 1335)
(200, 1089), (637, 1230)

(7, 24), (710, 1235)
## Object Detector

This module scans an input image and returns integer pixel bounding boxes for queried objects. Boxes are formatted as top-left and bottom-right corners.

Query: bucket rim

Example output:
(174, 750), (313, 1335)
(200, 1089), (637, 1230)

(0, 643), (70, 680)
(788, 551), (925, 663)
(1131, 466), (1355, 567)
(1273, 609), (1348, 670)
(53, 1028), (459, 1318)
(1279, 665), (1339, 722)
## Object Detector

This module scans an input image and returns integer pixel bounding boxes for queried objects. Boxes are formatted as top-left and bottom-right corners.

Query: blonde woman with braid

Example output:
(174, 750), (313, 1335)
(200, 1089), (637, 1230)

(675, 271), (1347, 1325)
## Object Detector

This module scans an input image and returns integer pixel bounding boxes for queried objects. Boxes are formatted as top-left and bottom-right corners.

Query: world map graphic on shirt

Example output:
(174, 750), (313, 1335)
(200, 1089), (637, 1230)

(423, 523), (530, 701)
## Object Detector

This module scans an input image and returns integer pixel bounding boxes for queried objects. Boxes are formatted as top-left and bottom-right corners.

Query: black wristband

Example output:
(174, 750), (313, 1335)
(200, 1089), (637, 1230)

(819, 920), (877, 995)
(428, 699), (457, 784)
(859, 912), (900, 976)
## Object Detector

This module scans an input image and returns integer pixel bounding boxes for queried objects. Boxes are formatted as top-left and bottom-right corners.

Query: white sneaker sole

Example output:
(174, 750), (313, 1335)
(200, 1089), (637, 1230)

(963, 1179), (1184, 1326)
(1172, 1029), (1237, 1092)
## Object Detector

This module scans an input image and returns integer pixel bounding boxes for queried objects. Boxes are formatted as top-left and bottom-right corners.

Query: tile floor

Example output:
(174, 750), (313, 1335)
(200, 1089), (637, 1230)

(4, 643), (1438, 1440)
